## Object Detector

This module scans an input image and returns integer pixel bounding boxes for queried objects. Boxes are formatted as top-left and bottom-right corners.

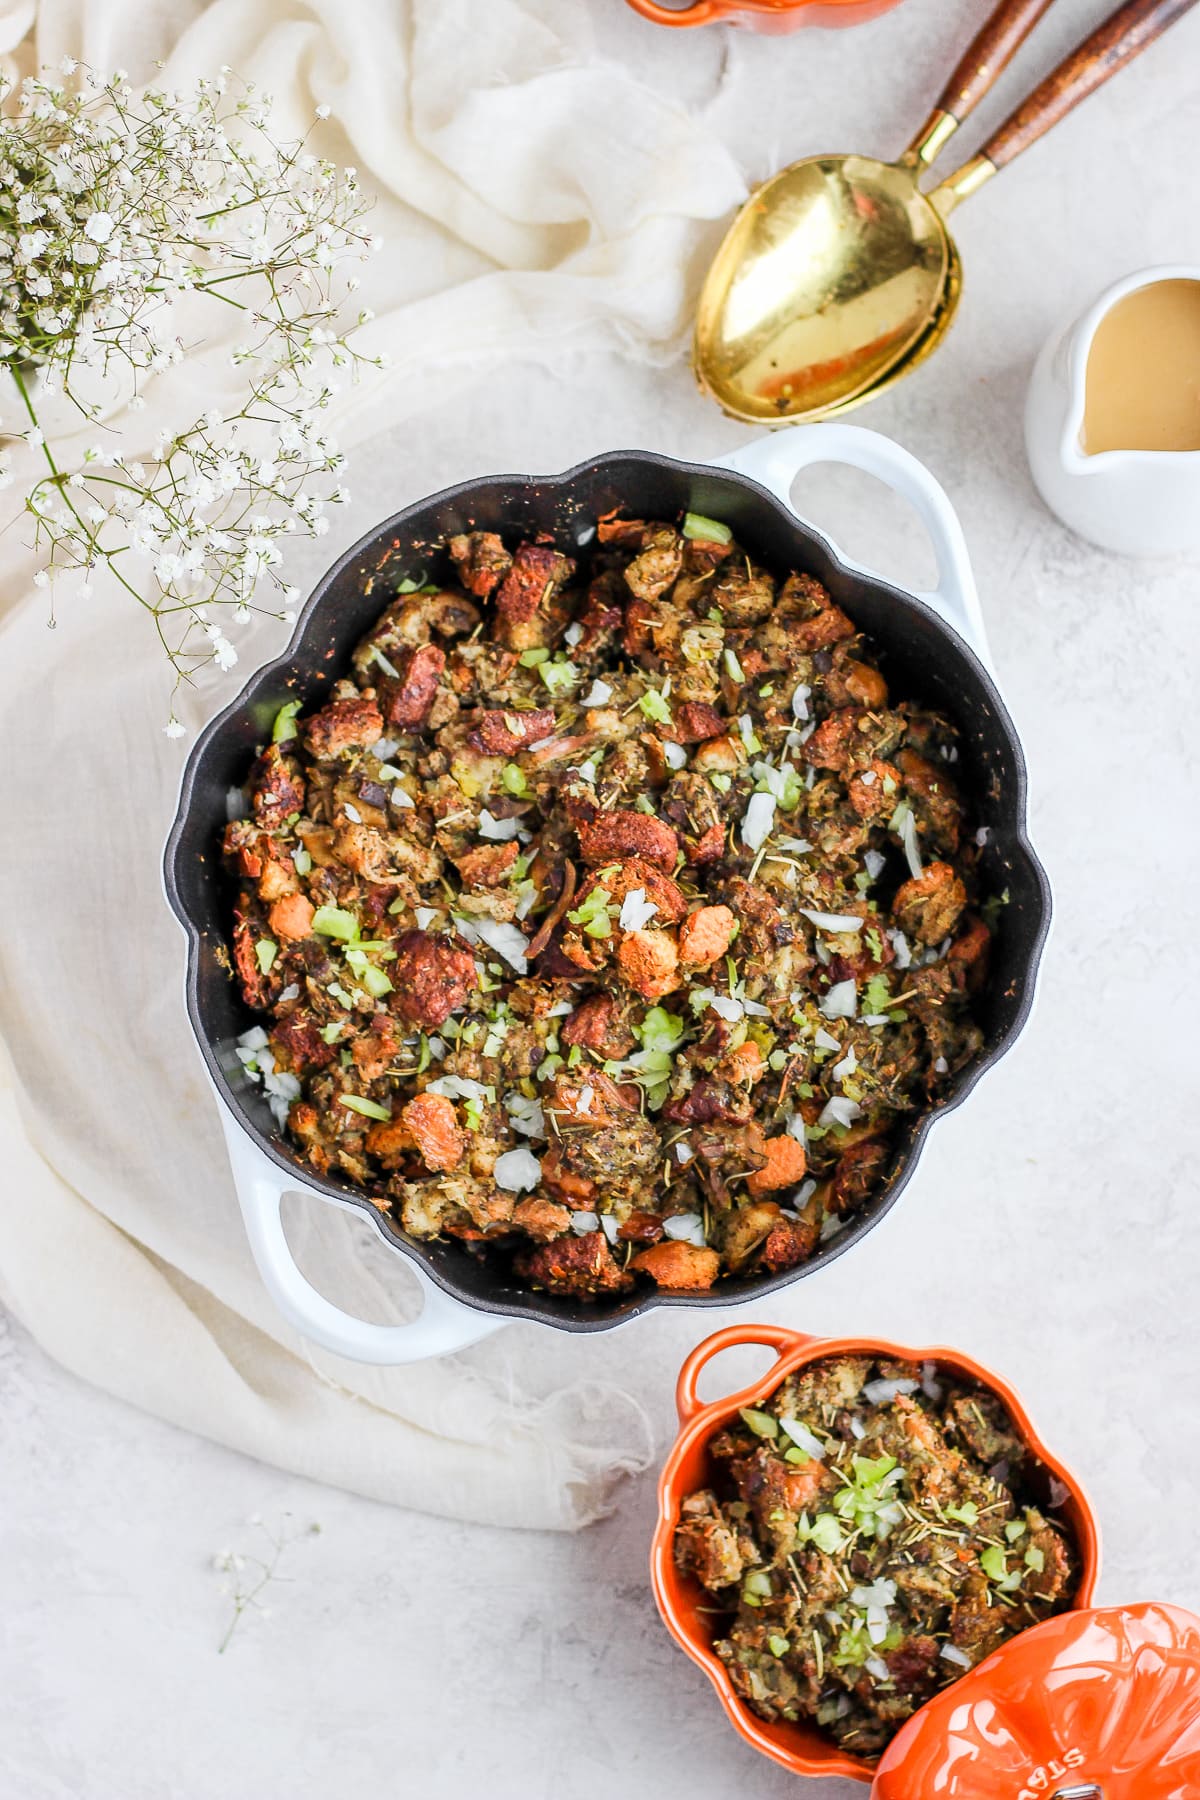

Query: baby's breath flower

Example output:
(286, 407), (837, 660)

(2, 60), (379, 718)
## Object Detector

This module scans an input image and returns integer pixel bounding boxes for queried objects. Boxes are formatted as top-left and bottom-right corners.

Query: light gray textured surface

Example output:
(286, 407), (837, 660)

(4, 4), (1200, 1796)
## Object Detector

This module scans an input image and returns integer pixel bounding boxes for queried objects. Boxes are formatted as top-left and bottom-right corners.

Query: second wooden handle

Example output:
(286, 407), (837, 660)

(936, 0), (1057, 124)
(981, 0), (1200, 169)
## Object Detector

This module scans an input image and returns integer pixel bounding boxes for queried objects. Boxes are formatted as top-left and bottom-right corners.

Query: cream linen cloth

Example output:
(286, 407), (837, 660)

(0, 0), (746, 1527)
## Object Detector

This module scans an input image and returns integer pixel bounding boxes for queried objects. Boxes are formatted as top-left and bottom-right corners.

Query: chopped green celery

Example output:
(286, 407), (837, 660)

(1004, 1520), (1028, 1543)
(254, 939), (277, 975)
(709, 772), (732, 794)
(638, 687), (672, 724)
(1024, 1545), (1045, 1573)
(312, 905), (358, 941)
(338, 1094), (391, 1122)
(501, 762), (530, 798)
(318, 1022), (343, 1045)
(637, 1006), (685, 1054)
(862, 974), (891, 1015)
(271, 699), (301, 744)
(767, 1635), (790, 1659)
(739, 1407), (778, 1439)
(742, 1570), (772, 1599)
(784, 1447), (810, 1466)
(539, 658), (579, 695)
(519, 647), (550, 667)
(979, 1545), (1009, 1583)
(682, 512), (732, 545)
(292, 846), (312, 876)
(946, 1501), (979, 1527)
(808, 1513), (845, 1555)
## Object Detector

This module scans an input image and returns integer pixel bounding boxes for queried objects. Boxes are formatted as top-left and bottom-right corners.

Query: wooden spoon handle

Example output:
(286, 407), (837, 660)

(934, 0), (1057, 124)
(980, 0), (1199, 168)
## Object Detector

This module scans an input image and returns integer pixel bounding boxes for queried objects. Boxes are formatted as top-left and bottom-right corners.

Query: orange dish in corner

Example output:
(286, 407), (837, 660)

(650, 1322), (1100, 1784)
(624, 0), (906, 34)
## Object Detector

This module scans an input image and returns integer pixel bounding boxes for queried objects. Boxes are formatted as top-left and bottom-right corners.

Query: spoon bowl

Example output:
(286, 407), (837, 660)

(694, 152), (951, 423)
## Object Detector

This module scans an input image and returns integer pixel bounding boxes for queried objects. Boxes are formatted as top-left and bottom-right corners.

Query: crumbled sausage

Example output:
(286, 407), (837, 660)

(893, 861), (967, 946)
(247, 744), (306, 827)
(576, 809), (679, 872)
(448, 530), (513, 598)
(380, 643), (445, 730)
(452, 840), (520, 888)
(468, 706), (556, 756)
(389, 930), (476, 1029)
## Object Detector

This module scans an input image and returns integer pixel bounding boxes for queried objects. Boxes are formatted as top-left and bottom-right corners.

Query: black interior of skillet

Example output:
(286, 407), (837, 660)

(165, 451), (1051, 1332)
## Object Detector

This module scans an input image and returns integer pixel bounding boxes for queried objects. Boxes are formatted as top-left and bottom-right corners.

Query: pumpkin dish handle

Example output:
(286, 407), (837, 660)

(675, 1324), (822, 1423)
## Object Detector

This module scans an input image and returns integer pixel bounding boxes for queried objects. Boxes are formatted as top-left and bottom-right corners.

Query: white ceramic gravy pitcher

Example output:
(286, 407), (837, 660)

(1025, 264), (1200, 558)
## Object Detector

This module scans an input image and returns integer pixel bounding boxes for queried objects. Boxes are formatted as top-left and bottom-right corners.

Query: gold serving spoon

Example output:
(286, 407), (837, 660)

(695, 0), (1200, 424)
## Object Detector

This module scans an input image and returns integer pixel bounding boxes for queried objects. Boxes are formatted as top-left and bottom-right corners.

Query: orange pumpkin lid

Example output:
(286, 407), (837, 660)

(871, 1601), (1200, 1798)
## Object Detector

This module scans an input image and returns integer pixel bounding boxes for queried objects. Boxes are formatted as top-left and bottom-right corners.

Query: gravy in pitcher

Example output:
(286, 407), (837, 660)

(1081, 279), (1200, 455)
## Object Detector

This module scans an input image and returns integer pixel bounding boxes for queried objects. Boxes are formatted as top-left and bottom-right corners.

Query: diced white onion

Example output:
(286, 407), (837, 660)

(921, 1360), (943, 1401)
(814, 1026), (841, 1052)
(599, 1214), (620, 1245)
(619, 887), (659, 931)
(801, 908), (864, 934)
(865, 1656), (890, 1682)
(708, 994), (744, 1023)
(777, 836), (813, 854)
(860, 769), (877, 788)
(546, 999), (574, 1017)
(225, 787), (248, 821)
(564, 622), (584, 647)
(674, 1141), (693, 1165)
(975, 825), (991, 847)
(415, 906), (438, 930)
(278, 983), (300, 1003)
(374, 737), (400, 760)
(494, 1146), (541, 1193)
(427, 1074), (489, 1102)
(819, 1095), (862, 1130)
(505, 1093), (545, 1139)
(779, 1417), (825, 1458)
(934, 1055), (949, 1074)
(889, 928), (912, 970)
(570, 1211), (599, 1235)
(791, 683), (811, 721)
(580, 678), (612, 707)
(820, 979), (857, 1021)
(940, 1644), (972, 1669)
(391, 785), (415, 809)
(832, 1046), (858, 1082)
(479, 808), (519, 842)
(864, 849), (886, 881)
(342, 802), (362, 824)
(474, 918), (529, 973)
(863, 1377), (920, 1404)
(852, 1579), (897, 1610)
(849, 1415), (866, 1440)
(663, 1213), (706, 1247)
(794, 1178), (817, 1207)
(663, 740), (687, 771)
(238, 1026), (269, 1051)
(741, 791), (776, 852)
(899, 809), (923, 878)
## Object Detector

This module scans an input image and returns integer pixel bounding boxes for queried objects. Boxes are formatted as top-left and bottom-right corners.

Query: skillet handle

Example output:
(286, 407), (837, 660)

(712, 423), (995, 675)
(219, 1109), (506, 1365)
(675, 1324), (823, 1424)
